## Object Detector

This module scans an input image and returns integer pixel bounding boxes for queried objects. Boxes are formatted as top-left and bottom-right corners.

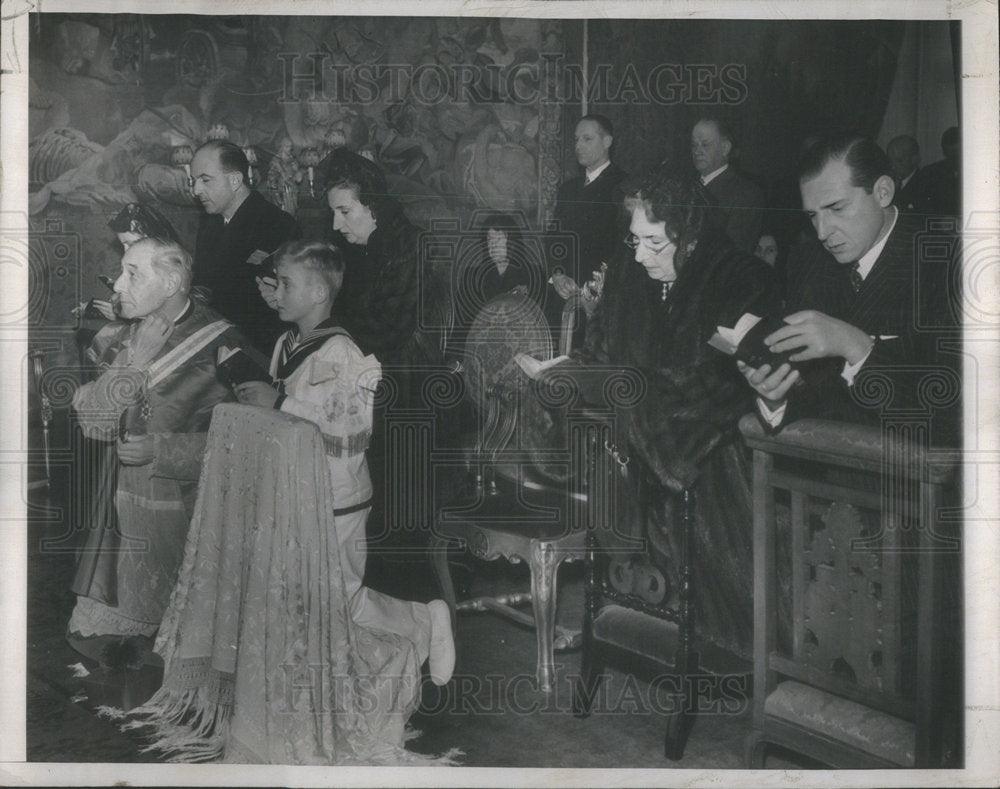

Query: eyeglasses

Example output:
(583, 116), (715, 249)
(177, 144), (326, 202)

(624, 233), (672, 253)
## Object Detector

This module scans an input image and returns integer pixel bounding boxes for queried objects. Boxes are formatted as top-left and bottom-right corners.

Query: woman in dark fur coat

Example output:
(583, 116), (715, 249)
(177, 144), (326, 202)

(324, 160), (441, 387)
(323, 153), (446, 556)
(521, 172), (777, 658)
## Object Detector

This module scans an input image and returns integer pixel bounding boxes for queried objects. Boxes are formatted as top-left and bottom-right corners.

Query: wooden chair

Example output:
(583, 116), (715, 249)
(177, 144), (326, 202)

(740, 415), (961, 768)
(431, 291), (709, 761)
(430, 292), (590, 694)
(570, 413), (747, 760)
(570, 419), (702, 760)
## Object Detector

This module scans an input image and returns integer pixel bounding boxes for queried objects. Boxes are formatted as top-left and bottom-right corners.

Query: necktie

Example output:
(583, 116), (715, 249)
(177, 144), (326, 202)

(849, 262), (863, 293)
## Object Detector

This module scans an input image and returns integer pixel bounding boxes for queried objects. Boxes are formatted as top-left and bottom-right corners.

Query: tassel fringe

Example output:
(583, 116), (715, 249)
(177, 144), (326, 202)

(125, 686), (232, 763)
(122, 687), (462, 765)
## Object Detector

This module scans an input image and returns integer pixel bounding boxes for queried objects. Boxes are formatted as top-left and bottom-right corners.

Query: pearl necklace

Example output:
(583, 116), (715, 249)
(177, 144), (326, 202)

(661, 282), (672, 301)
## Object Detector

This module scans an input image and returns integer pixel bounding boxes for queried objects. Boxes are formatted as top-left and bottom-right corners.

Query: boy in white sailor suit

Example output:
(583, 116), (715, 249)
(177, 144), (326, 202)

(235, 240), (454, 685)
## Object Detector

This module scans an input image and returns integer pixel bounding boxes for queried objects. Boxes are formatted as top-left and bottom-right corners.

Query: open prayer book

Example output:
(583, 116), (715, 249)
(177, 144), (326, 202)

(216, 345), (271, 387)
(708, 313), (802, 372)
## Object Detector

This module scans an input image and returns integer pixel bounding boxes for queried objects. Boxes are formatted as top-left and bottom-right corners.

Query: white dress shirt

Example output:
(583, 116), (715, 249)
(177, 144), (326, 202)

(584, 160), (611, 185)
(757, 208), (899, 427)
(700, 164), (728, 186)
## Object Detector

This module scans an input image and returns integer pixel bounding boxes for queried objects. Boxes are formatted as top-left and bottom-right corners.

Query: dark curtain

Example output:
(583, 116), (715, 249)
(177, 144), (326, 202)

(950, 21), (962, 121)
(560, 19), (905, 219)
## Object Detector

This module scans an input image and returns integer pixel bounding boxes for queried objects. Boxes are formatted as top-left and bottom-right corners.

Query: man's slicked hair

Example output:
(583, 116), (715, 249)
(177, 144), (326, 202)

(798, 134), (892, 193)
(195, 140), (250, 185)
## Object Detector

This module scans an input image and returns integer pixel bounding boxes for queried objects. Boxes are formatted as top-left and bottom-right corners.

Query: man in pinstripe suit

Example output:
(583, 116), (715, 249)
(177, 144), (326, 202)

(737, 134), (959, 447)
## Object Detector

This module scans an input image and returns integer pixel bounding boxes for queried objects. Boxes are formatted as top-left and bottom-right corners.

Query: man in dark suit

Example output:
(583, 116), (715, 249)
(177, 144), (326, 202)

(738, 135), (958, 447)
(691, 118), (764, 253)
(913, 126), (961, 217)
(191, 140), (298, 354)
(887, 134), (923, 213)
(549, 114), (629, 328)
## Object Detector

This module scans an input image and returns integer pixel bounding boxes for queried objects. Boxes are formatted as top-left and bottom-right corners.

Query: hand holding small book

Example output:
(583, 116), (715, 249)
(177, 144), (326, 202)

(708, 314), (801, 371)
(737, 359), (800, 409)
(217, 345), (271, 387)
(709, 313), (805, 406)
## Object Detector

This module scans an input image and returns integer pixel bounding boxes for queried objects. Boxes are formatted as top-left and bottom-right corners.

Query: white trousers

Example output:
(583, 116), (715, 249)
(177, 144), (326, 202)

(335, 506), (433, 664)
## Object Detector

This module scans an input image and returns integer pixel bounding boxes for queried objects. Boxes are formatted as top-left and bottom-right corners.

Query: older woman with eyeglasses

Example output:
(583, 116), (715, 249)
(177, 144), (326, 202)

(520, 171), (777, 660)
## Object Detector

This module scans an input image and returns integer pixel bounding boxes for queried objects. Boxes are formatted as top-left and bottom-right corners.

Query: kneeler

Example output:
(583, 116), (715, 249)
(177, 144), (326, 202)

(127, 404), (455, 765)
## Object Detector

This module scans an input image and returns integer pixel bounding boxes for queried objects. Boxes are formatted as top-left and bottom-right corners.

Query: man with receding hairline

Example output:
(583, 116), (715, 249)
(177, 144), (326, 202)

(67, 237), (249, 669)
(191, 139), (298, 354)
(691, 117), (764, 253)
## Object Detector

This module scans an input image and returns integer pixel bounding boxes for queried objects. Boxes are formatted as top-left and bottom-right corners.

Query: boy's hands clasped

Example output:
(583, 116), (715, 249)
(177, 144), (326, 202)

(235, 381), (281, 408)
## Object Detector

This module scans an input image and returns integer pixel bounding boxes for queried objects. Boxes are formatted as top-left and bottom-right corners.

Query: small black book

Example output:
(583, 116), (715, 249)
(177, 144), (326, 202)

(733, 315), (802, 370)
(709, 314), (807, 375)
(216, 346), (271, 387)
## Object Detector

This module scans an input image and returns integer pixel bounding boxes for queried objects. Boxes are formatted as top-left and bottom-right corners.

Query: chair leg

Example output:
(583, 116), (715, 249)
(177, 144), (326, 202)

(664, 649), (698, 761)
(529, 539), (560, 694)
(745, 730), (768, 768)
(429, 533), (458, 633)
(664, 487), (698, 761)
(574, 528), (602, 717)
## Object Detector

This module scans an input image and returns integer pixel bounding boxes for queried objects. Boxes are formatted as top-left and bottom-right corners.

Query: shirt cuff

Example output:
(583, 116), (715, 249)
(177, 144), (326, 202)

(841, 339), (876, 386)
(757, 398), (787, 427)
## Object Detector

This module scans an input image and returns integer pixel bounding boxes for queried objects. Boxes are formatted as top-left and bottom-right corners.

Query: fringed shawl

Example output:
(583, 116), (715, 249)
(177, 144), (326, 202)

(127, 404), (458, 765)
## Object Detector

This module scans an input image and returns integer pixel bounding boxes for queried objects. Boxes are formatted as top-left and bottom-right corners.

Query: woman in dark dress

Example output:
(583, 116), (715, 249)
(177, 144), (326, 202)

(478, 212), (534, 302)
(522, 172), (777, 658)
(322, 153), (446, 559)
(323, 160), (441, 389)
(449, 211), (547, 359)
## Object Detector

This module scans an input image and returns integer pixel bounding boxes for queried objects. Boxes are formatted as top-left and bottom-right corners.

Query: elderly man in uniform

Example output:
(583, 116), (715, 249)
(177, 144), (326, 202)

(67, 237), (248, 669)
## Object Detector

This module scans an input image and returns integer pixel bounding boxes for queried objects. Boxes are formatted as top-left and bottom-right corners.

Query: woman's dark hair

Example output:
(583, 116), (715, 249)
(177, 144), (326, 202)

(623, 172), (707, 245)
(323, 148), (391, 223)
(481, 211), (523, 244)
(108, 203), (180, 243)
(480, 211), (534, 270)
